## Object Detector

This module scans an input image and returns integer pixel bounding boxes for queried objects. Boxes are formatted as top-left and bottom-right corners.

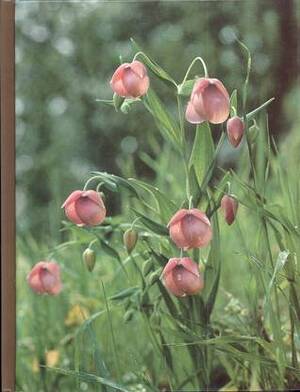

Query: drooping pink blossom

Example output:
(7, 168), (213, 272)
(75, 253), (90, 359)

(27, 261), (62, 295)
(168, 209), (212, 250)
(185, 78), (230, 124)
(62, 190), (106, 226)
(162, 257), (204, 297)
(110, 61), (149, 98)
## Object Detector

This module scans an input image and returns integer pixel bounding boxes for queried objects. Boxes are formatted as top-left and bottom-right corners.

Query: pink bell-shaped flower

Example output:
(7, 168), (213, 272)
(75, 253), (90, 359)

(185, 78), (230, 124)
(221, 195), (238, 225)
(27, 261), (62, 295)
(162, 257), (204, 297)
(226, 116), (245, 147)
(110, 60), (149, 98)
(168, 209), (212, 250)
(62, 190), (106, 226)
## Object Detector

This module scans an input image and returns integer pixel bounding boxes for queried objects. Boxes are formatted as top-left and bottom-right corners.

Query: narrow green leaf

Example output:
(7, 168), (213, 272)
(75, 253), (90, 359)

(230, 89), (238, 116)
(177, 79), (195, 96)
(130, 38), (177, 88)
(132, 208), (169, 236)
(113, 93), (125, 112)
(143, 89), (181, 150)
(189, 122), (215, 186)
(45, 367), (129, 392)
(109, 287), (140, 301)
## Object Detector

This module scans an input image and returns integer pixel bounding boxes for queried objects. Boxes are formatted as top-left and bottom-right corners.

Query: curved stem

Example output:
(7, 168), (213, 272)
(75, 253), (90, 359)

(83, 175), (101, 191)
(132, 51), (144, 62)
(181, 57), (208, 87)
(130, 217), (141, 230)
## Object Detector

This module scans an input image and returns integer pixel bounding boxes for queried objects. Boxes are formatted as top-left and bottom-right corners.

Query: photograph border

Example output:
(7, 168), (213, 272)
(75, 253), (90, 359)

(1, 1), (16, 391)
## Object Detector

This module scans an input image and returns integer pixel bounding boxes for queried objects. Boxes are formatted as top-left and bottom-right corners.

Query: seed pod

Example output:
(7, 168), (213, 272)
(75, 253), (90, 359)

(123, 229), (138, 254)
(82, 248), (96, 272)
(142, 258), (154, 276)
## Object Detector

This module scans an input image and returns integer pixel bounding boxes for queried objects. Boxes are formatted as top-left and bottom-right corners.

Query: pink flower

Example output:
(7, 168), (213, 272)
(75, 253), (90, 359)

(110, 60), (149, 98)
(226, 116), (245, 147)
(27, 261), (62, 295)
(221, 195), (238, 225)
(62, 190), (106, 226)
(162, 257), (204, 297)
(185, 78), (230, 124)
(168, 209), (212, 250)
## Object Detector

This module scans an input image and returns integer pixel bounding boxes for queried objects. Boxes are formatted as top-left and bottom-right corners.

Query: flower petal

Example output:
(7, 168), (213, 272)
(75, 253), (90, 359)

(61, 190), (83, 208)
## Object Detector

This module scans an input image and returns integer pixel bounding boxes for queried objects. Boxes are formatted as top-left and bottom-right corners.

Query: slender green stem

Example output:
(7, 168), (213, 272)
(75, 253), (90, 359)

(83, 175), (101, 191)
(101, 281), (121, 380)
(177, 95), (192, 204)
(181, 57), (209, 86)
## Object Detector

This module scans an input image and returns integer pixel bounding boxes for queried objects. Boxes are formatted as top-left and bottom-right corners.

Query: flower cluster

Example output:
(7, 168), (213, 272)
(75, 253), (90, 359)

(27, 56), (240, 299)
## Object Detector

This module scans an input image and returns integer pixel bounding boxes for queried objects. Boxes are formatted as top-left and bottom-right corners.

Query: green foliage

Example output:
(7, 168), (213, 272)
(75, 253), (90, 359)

(16, 2), (300, 392)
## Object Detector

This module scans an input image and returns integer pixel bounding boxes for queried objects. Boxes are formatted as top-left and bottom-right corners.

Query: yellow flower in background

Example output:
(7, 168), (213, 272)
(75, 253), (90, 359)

(64, 304), (89, 327)
(32, 357), (39, 373)
(46, 350), (60, 367)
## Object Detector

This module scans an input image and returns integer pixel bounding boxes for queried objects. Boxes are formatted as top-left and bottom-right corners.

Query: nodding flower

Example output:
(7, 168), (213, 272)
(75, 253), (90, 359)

(185, 77), (230, 125)
(110, 60), (149, 98)
(27, 261), (62, 295)
(162, 257), (204, 297)
(62, 190), (106, 227)
(168, 209), (212, 250)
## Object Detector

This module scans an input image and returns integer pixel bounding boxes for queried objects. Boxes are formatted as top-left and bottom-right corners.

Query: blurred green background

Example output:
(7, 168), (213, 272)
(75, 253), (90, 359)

(16, 0), (299, 239)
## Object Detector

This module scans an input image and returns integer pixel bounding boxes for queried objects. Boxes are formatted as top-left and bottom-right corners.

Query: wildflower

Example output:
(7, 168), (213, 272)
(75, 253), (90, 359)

(226, 116), (245, 147)
(162, 257), (204, 297)
(62, 190), (106, 226)
(168, 209), (212, 249)
(221, 195), (238, 225)
(110, 61), (149, 98)
(64, 304), (89, 327)
(27, 261), (62, 295)
(185, 78), (230, 124)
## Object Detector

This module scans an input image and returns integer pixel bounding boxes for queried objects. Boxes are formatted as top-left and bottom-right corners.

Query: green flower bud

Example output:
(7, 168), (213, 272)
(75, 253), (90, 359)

(123, 229), (138, 254)
(82, 248), (96, 272)
(123, 309), (135, 323)
(142, 259), (154, 276)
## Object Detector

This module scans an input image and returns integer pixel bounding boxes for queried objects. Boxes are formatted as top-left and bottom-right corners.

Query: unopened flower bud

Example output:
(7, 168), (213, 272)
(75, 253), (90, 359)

(110, 60), (149, 98)
(124, 309), (135, 322)
(82, 248), (96, 272)
(168, 209), (212, 250)
(221, 195), (238, 225)
(162, 258), (204, 297)
(186, 78), (230, 124)
(123, 229), (138, 254)
(226, 116), (245, 147)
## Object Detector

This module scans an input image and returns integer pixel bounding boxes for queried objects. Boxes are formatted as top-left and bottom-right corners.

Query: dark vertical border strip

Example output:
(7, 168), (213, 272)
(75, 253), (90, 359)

(1, 1), (16, 391)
